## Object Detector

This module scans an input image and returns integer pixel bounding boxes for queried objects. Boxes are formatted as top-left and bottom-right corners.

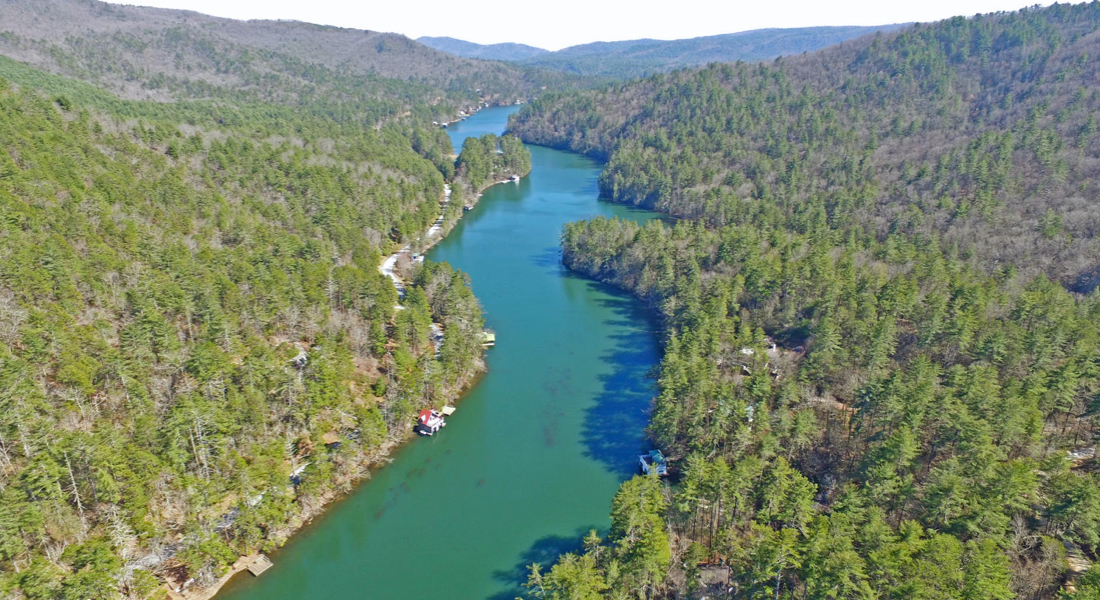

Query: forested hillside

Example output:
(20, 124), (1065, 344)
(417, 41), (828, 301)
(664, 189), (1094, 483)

(0, 0), (577, 111)
(452, 133), (532, 200)
(511, 4), (1100, 599)
(0, 0), (515, 593)
(0, 75), (491, 599)
(512, 4), (1100, 287)
(420, 27), (902, 80)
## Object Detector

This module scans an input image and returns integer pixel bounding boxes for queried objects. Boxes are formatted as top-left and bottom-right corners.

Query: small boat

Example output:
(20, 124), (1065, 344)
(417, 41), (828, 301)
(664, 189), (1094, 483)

(510, 175), (520, 183)
(639, 450), (668, 477)
(415, 409), (446, 436)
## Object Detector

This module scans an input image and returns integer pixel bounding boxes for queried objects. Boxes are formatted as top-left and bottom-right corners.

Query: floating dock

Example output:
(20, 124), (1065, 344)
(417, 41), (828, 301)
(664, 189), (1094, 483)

(247, 555), (273, 577)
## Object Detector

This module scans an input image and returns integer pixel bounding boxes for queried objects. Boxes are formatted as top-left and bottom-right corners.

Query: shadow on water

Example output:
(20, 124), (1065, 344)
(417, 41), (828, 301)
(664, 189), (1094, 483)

(579, 277), (660, 478)
(488, 531), (593, 600)
(584, 342), (656, 477)
(484, 271), (657, 600)
(530, 246), (564, 272)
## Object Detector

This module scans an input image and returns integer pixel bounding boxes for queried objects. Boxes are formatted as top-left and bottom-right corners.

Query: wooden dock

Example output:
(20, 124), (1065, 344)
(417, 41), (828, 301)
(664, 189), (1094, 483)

(247, 554), (273, 577)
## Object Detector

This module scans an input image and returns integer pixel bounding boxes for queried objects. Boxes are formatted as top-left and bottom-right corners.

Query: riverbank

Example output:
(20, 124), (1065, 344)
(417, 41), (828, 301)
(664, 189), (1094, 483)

(187, 120), (517, 600)
(436, 171), (530, 241)
(184, 188), (484, 599)
(436, 100), (524, 128)
(381, 165), (532, 299)
(178, 357), (491, 600)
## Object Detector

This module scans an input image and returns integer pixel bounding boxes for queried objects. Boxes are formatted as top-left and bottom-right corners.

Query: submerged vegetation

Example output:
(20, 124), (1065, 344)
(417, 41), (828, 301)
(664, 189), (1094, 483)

(512, 3), (1100, 599)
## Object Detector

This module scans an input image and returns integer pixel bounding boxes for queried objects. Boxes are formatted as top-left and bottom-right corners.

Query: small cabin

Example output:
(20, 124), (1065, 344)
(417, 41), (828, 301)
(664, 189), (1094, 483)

(415, 409), (446, 436)
(698, 564), (730, 590)
(290, 344), (308, 368)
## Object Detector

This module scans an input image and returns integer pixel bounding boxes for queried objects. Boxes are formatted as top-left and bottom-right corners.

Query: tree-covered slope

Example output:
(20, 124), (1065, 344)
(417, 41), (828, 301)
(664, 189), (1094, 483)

(0, 52), (496, 600)
(512, 5), (1100, 287)
(518, 25), (905, 79)
(511, 4), (1100, 600)
(452, 133), (532, 200)
(417, 36), (549, 61)
(0, 4), (557, 596)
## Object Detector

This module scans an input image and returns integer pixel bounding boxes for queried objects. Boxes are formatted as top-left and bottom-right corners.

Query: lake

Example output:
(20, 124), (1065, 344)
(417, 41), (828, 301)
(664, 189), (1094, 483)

(220, 106), (661, 600)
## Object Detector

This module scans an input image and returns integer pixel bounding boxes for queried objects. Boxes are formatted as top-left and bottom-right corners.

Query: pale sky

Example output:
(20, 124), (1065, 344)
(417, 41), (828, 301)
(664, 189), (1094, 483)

(102, 0), (1075, 51)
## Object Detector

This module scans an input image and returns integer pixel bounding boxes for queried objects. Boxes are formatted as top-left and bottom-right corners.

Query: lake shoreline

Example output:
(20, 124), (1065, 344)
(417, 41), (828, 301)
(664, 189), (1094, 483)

(185, 366), (492, 600)
(188, 352), (488, 589)
(428, 169), (531, 250)
(216, 107), (658, 600)
(176, 114), (520, 600)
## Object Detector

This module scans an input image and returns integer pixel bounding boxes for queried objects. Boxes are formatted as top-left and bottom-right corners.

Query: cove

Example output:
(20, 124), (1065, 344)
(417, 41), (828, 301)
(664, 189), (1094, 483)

(219, 106), (661, 600)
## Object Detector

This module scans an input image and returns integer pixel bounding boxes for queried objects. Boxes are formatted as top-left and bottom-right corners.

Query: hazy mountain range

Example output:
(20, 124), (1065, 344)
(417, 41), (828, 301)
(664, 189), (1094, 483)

(0, 0), (579, 104)
(420, 25), (906, 78)
(416, 36), (549, 61)
(0, 0), (904, 100)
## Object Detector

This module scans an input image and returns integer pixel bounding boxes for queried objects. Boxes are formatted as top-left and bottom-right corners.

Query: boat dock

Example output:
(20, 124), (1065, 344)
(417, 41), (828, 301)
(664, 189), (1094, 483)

(247, 555), (273, 577)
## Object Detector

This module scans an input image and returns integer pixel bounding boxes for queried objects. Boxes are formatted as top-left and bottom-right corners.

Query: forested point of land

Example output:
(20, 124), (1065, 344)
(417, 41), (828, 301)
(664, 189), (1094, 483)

(453, 133), (532, 200)
(512, 3), (1100, 288)
(511, 3), (1100, 599)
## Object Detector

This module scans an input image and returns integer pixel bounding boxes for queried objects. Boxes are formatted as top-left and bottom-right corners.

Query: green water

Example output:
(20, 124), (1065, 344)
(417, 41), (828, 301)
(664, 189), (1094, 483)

(220, 107), (661, 600)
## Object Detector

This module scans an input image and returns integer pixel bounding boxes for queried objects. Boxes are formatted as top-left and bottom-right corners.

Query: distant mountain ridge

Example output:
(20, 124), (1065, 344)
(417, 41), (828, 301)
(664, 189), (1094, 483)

(0, 0), (579, 107)
(417, 36), (548, 61)
(420, 25), (907, 78)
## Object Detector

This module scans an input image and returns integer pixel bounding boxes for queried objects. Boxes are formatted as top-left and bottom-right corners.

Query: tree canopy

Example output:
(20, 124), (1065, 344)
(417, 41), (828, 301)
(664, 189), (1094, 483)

(515, 4), (1100, 599)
